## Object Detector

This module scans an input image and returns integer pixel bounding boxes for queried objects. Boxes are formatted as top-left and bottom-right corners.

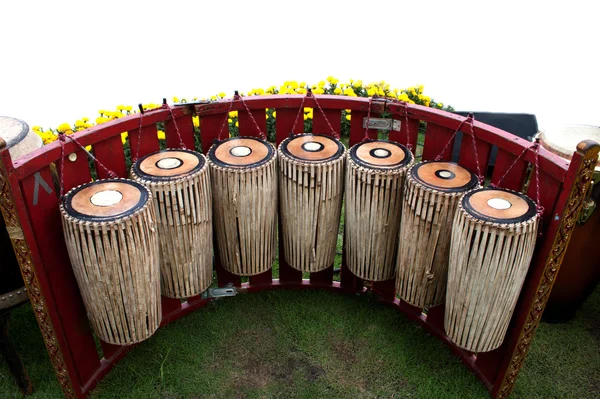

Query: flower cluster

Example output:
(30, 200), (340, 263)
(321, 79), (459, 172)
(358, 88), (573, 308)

(34, 77), (451, 146)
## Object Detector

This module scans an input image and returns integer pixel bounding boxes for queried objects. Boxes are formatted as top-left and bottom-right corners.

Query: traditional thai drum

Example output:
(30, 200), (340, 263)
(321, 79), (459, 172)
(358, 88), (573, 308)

(345, 140), (413, 281)
(278, 133), (345, 273)
(396, 161), (478, 308)
(60, 179), (160, 345)
(208, 137), (277, 276)
(131, 149), (213, 298)
(445, 187), (539, 352)
(539, 125), (600, 322)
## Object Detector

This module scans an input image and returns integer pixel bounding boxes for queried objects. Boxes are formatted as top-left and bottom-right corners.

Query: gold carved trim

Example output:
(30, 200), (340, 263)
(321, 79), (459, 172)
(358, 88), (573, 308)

(0, 167), (76, 399)
(497, 141), (600, 398)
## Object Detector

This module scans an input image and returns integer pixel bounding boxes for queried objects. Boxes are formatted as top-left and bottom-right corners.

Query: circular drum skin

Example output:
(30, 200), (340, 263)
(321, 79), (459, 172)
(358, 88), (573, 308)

(396, 161), (478, 308)
(445, 187), (539, 352)
(208, 137), (277, 276)
(278, 133), (345, 273)
(60, 178), (160, 345)
(345, 140), (413, 281)
(131, 149), (213, 298)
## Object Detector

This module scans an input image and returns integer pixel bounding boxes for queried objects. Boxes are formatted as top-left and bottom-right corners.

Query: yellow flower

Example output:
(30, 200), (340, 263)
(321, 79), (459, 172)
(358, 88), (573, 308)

(346, 115), (351, 121)
(228, 118), (232, 123)
(82, 117), (89, 122)
(367, 88), (376, 97)
(210, 95), (217, 101)
(295, 88), (307, 95)
(299, 81), (306, 88)
(353, 80), (363, 88)
(313, 88), (325, 95)
(345, 109), (351, 113)
(229, 111), (238, 118)
(218, 92), (226, 98)
(124, 106), (132, 112)
(85, 145), (92, 152)
(75, 120), (85, 128)
(117, 105), (125, 111)
(235, 121), (239, 127)
(157, 130), (166, 140)
(172, 96), (180, 103)
(120, 132), (128, 144)
(32, 125), (41, 131)
(57, 123), (71, 133)
(193, 116), (200, 128)
(266, 114), (269, 119)
(273, 111), (276, 118)
(334, 87), (342, 95)
(438, 102), (443, 108)
(288, 81), (298, 89)
(318, 80), (326, 88)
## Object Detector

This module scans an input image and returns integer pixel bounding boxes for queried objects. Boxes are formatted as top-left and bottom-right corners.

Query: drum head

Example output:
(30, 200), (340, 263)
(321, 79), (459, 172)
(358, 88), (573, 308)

(280, 133), (344, 163)
(63, 179), (149, 222)
(410, 161), (478, 192)
(349, 140), (412, 170)
(131, 149), (205, 181)
(540, 124), (600, 170)
(208, 136), (274, 168)
(462, 187), (537, 224)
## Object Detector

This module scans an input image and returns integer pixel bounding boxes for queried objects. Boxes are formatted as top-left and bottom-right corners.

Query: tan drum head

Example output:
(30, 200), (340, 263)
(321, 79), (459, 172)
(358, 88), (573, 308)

(280, 133), (344, 163)
(539, 124), (600, 170)
(208, 136), (274, 168)
(410, 161), (478, 192)
(63, 179), (149, 222)
(349, 140), (412, 169)
(132, 149), (205, 181)
(462, 187), (536, 224)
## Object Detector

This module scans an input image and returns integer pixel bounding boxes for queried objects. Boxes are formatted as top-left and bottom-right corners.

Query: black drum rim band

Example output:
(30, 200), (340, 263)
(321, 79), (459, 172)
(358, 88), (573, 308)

(461, 186), (537, 224)
(63, 178), (150, 223)
(410, 160), (479, 193)
(349, 139), (413, 170)
(280, 133), (344, 163)
(208, 136), (275, 169)
(131, 148), (206, 181)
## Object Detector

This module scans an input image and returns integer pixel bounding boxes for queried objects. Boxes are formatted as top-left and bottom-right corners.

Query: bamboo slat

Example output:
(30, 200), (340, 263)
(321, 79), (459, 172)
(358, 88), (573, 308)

(279, 133), (345, 273)
(208, 137), (277, 276)
(345, 140), (413, 281)
(396, 161), (479, 308)
(131, 149), (213, 298)
(60, 179), (160, 345)
(445, 187), (539, 353)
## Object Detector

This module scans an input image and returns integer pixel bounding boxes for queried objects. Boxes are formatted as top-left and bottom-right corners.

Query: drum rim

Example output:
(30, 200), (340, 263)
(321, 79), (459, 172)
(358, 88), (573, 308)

(208, 136), (275, 169)
(349, 139), (413, 170)
(279, 133), (345, 164)
(62, 178), (150, 223)
(410, 160), (478, 193)
(131, 148), (206, 181)
(461, 186), (537, 224)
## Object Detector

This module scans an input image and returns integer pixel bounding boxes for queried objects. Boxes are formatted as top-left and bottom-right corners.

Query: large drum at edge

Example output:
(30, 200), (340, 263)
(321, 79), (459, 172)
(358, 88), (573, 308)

(279, 133), (345, 273)
(540, 125), (600, 322)
(61, 179), (161, 345)
(445, 187), (539, 352)
(396, 161), (478, 308)
(208, 137), (277, 276)
(131, 149), (213, 298)
(345, 140), (413, 281)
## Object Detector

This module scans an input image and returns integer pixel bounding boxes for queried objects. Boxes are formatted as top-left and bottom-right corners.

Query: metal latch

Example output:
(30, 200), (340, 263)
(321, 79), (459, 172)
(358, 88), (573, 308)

(578, 199), (596, 225)
(362, 118), (401, 131)
(201, 285), (238, 299)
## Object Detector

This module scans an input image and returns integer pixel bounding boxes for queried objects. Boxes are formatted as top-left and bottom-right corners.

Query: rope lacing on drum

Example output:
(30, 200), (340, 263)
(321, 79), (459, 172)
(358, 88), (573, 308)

(434, 113), (484, 185)
(490, 138), (545, 218)
(57, 131), (118, 201)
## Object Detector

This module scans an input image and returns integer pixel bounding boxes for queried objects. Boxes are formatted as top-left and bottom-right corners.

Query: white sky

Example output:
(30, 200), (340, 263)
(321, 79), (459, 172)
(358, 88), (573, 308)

(1, 0), (598, 132)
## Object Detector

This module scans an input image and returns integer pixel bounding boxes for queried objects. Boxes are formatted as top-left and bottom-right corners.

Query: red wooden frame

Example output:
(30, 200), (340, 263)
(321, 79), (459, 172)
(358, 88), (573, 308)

(0, 95), (597, 399)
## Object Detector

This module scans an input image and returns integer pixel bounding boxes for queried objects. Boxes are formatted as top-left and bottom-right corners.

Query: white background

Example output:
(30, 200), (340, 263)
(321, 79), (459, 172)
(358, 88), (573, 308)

(1, 0), (598, 132)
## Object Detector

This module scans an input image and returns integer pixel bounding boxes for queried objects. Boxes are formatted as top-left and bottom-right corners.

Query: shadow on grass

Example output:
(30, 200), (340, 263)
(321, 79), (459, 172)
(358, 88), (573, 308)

(1, 288), (599, 399)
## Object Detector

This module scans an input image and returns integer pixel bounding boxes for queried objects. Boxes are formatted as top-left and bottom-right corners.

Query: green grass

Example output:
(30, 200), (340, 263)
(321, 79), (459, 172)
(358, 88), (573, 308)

(1, 287), (599, 399)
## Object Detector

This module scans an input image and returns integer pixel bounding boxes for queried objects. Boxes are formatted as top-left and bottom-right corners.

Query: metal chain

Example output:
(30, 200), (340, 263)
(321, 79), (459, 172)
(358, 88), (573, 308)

(402, 101), (413, 152)
(165, 103), (187, 150)
(236, 93), (266, 140)
(58, 132), (118, 200)
(217, 99), (236, 141)
(133, 104), (144, 162)
(435, 115), (473, 162)
(309, 90), (339, 139)
(362, 97), (373, 142)
(291, 95), (307, 136)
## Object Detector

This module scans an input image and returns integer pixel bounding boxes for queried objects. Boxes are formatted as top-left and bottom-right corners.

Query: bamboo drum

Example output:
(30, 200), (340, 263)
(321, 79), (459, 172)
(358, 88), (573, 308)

(278, 133), (345, 273)
(445, 187), (539, 352)
(345, 140), (413, 281)
(60, 179), (161, 345)
(131, 149), (213, 298)
(208, 137), (277, 276)
(396, 161), (478, 308)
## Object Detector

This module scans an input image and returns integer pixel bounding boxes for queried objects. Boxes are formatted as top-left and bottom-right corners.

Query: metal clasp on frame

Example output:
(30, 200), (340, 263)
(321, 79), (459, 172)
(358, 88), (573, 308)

(201, 284), (238, 299)
(362, 118), (402, 131)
